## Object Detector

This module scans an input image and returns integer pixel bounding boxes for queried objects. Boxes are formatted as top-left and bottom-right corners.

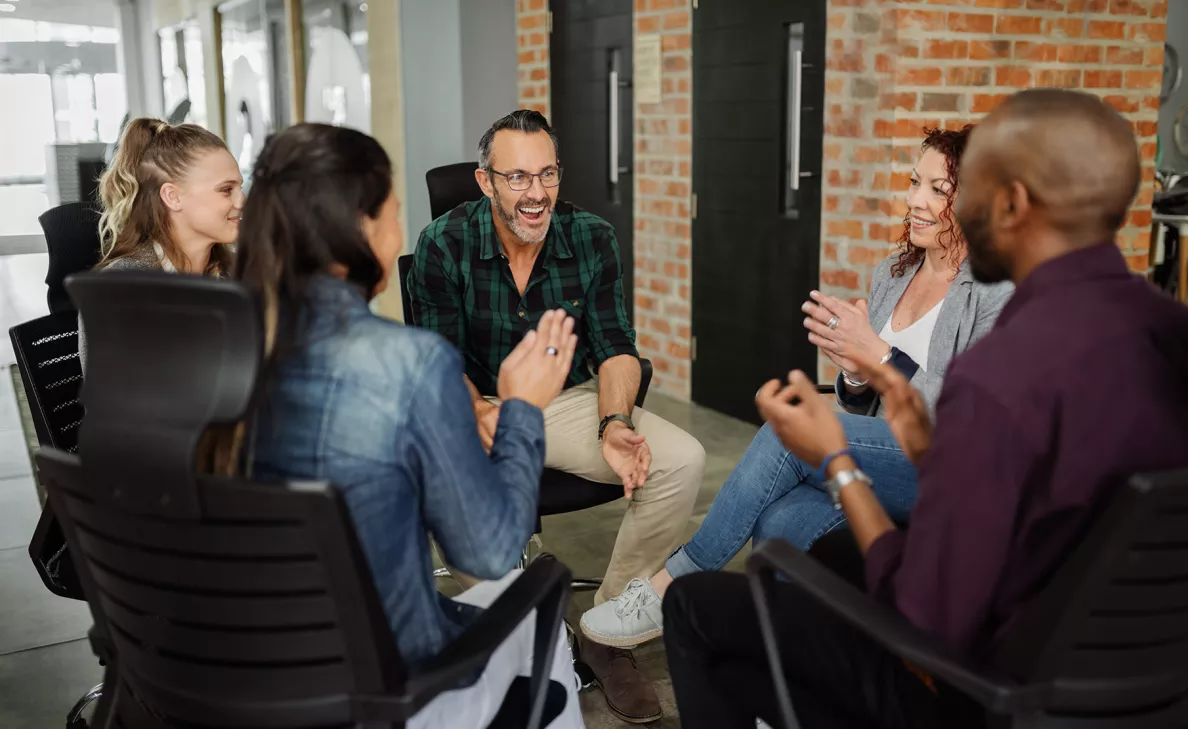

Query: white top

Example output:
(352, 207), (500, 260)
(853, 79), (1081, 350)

(878, 300), (943, 372)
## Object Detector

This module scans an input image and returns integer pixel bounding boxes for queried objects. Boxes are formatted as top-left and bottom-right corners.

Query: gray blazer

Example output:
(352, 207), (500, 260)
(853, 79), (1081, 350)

(836, 254), (1013, 418)
(77, 248), (164, 372)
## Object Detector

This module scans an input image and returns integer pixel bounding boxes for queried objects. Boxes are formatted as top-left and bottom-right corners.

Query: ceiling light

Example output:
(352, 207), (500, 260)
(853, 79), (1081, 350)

(0, 4), (16, 12)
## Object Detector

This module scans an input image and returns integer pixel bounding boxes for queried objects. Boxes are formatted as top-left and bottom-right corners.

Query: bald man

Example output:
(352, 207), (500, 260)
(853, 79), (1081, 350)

(660, 88), (1188, 729)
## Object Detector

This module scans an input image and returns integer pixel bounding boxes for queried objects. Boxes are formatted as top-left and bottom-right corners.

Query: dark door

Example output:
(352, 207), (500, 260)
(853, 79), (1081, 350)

(691, 0), (826, 424)
(550, 0), (635, 321)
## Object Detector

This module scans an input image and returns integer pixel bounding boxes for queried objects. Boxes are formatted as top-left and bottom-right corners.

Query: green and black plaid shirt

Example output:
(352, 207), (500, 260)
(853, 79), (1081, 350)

(408, 197), (638, 396)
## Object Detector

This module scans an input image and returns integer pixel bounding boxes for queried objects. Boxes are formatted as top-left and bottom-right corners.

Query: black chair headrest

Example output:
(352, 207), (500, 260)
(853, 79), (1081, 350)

(66, 272), (262, 519)
(40, 202), (104, 313)
(426, 162), (482, 220)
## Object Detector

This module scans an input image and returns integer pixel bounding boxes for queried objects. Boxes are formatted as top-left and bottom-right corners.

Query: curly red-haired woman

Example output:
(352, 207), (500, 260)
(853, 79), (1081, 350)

(579, 125), (1014, 650)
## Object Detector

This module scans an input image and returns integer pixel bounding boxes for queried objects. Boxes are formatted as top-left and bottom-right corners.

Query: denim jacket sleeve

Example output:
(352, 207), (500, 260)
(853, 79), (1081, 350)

(408, 341), (545, 579)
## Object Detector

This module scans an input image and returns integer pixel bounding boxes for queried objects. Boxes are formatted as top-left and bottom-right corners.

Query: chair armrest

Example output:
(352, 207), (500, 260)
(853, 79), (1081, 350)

(636, 358), (653, 409)
(355, 555), (573, 729)
(746, 540), (1047, 718)
(29, 506), (86, 600)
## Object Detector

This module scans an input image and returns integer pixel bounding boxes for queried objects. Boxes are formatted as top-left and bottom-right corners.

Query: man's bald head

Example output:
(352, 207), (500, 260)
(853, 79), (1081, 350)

(973, 89), (1139, 233)
(955, 89), (1141, 283)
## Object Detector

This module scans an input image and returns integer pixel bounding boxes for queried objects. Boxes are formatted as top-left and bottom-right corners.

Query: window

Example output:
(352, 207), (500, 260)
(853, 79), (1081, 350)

(0, 17), (126, 245)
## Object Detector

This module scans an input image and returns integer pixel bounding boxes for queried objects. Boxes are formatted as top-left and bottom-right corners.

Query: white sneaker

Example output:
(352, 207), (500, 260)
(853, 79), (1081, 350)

(579, 578), (664, 648)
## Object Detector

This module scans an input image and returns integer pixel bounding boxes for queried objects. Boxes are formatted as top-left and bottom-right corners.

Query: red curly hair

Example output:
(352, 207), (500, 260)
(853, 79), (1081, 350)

(890, 125), (975, 278)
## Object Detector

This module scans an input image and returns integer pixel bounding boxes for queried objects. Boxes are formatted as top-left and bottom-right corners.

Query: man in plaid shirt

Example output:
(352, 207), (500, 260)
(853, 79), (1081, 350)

(409, 110), (705, 723)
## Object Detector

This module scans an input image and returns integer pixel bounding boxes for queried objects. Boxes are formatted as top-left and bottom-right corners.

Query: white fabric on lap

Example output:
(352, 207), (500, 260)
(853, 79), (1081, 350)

(408, 569), (586, 729)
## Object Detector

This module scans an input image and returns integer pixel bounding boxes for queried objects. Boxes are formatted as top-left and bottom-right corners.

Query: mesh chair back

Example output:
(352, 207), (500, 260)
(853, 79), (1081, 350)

(8, 312), (83, 451)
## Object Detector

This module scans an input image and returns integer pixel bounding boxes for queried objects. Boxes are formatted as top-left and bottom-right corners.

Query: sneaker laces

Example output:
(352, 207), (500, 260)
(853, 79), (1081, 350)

(612, 578), (654, 619)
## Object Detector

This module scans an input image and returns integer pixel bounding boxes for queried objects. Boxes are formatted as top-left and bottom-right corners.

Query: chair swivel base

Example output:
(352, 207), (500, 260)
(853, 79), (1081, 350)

(433, 542), (603, 593)
(66, 683), (102, 729)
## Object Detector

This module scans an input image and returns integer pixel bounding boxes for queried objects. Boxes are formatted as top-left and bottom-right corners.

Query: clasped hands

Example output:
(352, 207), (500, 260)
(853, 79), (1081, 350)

(473, 311), (649, 500)
(756, 350), (933, 470)
(801, 290), (889, 378)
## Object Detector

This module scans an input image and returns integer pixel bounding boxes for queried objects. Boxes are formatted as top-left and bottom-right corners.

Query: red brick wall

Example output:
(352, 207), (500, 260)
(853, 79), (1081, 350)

(633, 1), (694, 399)
(514, 0), (694, 399)
(818, 0), (1167, 381)
(517, 0), (1168, 396)
(517, 0), (550, 116)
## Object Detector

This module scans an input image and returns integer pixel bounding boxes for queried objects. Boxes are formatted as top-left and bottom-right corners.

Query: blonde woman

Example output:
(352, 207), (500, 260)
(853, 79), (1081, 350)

(80, 118), (244, 368)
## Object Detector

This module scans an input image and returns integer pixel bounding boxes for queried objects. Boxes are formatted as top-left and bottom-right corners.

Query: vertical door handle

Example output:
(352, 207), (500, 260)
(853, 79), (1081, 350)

(609, 68), (620, 186)
(789, 49), (803, 192)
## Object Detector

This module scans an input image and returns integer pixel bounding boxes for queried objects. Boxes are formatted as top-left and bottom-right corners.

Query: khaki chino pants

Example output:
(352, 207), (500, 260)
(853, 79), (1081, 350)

(539, 381), (705, 604)
(447, 380), (705, 605)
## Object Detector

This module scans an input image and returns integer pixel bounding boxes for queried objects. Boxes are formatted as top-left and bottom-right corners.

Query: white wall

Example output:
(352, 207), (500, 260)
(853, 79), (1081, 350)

(399, 0), (467, 240)
(460, 0), (518, 155)
(119, 0), (164, 120)
(399, 0), (517, 241)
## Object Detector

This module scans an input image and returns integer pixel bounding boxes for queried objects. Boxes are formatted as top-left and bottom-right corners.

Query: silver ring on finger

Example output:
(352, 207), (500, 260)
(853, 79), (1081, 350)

(827, 315), (840, 330)
(545, 346), (559, 357)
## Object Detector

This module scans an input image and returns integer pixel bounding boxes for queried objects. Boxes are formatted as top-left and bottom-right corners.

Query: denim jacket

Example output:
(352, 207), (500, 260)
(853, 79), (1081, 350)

(250, 275), (545, 668)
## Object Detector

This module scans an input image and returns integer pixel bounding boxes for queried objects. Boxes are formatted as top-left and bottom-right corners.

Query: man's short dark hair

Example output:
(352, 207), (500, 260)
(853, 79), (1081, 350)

(477, 110), (560, 170)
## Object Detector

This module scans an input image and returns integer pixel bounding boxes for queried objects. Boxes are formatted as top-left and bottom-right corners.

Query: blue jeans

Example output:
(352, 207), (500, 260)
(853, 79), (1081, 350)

(666, 413), (917, 578)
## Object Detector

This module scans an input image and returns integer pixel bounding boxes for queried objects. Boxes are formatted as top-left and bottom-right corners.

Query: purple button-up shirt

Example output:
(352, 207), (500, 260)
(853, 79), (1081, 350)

(865, 242), (1188, 656)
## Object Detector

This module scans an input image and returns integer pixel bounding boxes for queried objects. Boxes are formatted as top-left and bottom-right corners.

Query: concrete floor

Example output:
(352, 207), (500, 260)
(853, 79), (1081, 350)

(538, 393), (758, 728)
(0, 253), (763, 729)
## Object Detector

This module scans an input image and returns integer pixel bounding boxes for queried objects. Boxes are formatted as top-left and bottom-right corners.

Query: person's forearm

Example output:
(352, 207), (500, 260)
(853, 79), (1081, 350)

(828, 455), (897, 554)
(597, 354), (641, 419)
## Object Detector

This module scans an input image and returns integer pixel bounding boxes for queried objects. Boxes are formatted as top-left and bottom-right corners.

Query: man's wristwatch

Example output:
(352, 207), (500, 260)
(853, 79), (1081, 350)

(823, 468), (872, 510)
(598, 413), (635, 440)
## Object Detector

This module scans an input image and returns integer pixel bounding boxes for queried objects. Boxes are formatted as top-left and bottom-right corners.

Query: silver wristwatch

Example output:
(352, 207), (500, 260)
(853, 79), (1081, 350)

(823, 469), (872, 510)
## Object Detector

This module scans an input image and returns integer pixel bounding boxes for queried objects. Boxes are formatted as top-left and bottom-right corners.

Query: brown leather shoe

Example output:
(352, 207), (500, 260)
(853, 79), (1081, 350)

(579, 637), (662, 724)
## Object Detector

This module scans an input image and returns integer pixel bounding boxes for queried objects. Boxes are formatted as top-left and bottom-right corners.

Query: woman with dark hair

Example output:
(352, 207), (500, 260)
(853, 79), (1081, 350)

(581, 125), (1014, 649)
(225, 123), (585, 728)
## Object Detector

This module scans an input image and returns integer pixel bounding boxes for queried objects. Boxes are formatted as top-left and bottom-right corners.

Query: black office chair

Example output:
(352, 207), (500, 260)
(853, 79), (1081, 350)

(8, 313), (86, 599)
(39, 202), (103, 313)
(748, 470), (1188, 729)
(8, 312), (84, 454)
(8, 313), (97, 727)
(427, 162), (481, 220)
(41, 271), (574, 729)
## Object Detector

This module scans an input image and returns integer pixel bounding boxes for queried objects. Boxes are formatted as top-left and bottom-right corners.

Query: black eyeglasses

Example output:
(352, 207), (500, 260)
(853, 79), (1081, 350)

(488, 167), (563, 191)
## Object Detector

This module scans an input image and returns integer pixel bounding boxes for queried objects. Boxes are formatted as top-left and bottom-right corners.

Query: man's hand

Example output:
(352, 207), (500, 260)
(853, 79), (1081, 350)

(474, 400), (500, 453)
(851, 350), (932, 464)
(755, 371), (847, 469)
(601, 422), (651, 499)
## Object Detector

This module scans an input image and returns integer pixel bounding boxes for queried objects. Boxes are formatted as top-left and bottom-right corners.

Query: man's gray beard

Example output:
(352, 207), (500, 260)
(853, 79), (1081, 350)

(494, 188), (551, 244)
